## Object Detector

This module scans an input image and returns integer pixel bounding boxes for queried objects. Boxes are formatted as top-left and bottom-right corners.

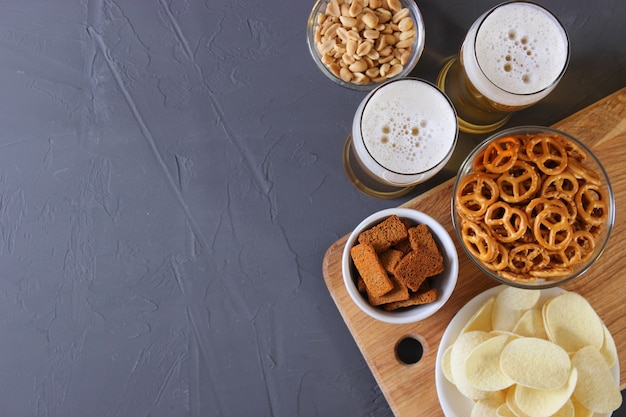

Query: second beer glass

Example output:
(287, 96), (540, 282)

(437, 1), (569, 134)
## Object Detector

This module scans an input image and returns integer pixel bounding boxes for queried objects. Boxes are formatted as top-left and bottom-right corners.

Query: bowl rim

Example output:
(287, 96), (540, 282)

(342, 207), (459, 324)
(306, 0), (425, 92)
(451, 125), (615, 289)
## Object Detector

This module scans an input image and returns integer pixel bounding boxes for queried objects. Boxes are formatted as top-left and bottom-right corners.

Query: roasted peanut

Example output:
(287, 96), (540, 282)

(366, 67), (381, 78)
(326, 0), (340, 17)
(352, 72), (371, 85)
(388, 0), (402, 12)
(313, 0), (417, 86)
(346, 39), (358, 56)
(339, 15), (358, 28)
(386, 63), (403, 78)
(395, 38), (413, 49)
(400, 49), (411, 65)
(362, 12), (379, 29)
(398, 29), (415, 41)
(398, 16), (413, 31)
(392, 8), (410, 24)
(349, 59), (368, 73)
(340, 67), (353, 82)
(357, 41), (373, 56)
(363, 29), (380, 39)
(349, 0), (364, 17)
(328, 62), (342, 77)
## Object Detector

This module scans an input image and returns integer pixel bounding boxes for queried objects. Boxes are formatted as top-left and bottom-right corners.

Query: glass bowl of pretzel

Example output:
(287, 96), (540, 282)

(452, 126), (614, 289)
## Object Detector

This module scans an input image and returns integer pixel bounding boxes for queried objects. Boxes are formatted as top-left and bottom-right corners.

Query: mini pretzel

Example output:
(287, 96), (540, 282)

(483, 242), (509, 271)
(547, 247), (580, 269)
(508, 243), (549, 274)
(514, 135), (533, 162)
(482, 136), (520, 173)
(543, 191), (578, 224)
(575, 183), (609, 225)
(553, 134), (588, 161)
(455, 173), (499, 219)
(566, 158), (601, 186)
(570, 230), (597, 262)
(525, 197), (568, 226)
(472, 151), (500, 179)
(529, 266), (573, 278)
(533, 206), (573, 251)
(484, 201), (528, 243)
(461, 220), (497, 262)
(541, 172), (579, 197)
(572, 218), (603, 237)
(496, 161), (540, 203)
(525, 135), (568, 175)
(498, 270), (535, 282)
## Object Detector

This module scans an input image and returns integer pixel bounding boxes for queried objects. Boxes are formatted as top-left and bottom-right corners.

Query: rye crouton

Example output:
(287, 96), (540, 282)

(357, 215), (408, 252)
(383, 288), (439, 311)
(366, 275), (409, 306)
(378, 249), (404, 275)
(350, 242), (393, 297)
(394, 249), (444, 292)
(408, 224), (441, 256)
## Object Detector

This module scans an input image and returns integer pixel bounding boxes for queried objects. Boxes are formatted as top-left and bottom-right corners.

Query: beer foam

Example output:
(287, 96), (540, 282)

(463, 2), (568, 105)
(360, 79), (457, 175)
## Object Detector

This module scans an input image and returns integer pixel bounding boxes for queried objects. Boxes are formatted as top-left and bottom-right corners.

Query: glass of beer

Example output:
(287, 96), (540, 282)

(437, 1), (570, 134)
(344, 78), (458, 199)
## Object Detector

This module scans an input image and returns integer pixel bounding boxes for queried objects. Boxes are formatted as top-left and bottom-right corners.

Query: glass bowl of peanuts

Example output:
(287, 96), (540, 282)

(342, 207), (459, 324)
(451, 126), (615, 289)
(307, 0), (425, 91)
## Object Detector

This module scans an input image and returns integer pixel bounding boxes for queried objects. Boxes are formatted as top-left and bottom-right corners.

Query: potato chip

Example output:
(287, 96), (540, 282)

(600, 323), (618, 368)
(492, 287), (540, 332)
(441, 344), (455, 384)
(450, 331), (492, 400)
(465, 334), (515, 391)
(571, 346), (622, 413)
(462, 295), (495, 333)
(471, 390), (506, 417)
(511, 309), (547, 339)
(514, 368), (577, 417)
(500, 337), (570, 390)
(505, 387), (527, 417)
(543, 292), (603, 353)
(495, 403), (518, 417)
(570, 398), (593, 417)
(551, 399), (574, 417)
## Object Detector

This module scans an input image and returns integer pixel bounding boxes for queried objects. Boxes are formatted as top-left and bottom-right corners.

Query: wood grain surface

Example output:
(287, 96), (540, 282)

(322, 87), (626, 417)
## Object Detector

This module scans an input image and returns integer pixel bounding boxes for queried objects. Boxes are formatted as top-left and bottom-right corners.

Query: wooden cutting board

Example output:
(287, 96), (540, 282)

(322, 87), (626, 417)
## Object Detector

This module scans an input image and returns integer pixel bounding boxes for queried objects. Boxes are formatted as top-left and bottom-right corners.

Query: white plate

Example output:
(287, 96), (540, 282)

(435, 285), (620, 417)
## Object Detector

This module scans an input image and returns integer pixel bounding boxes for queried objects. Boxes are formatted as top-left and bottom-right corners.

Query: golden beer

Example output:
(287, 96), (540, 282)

(344, 78), (458, 198)
(437, 1), (569, 134)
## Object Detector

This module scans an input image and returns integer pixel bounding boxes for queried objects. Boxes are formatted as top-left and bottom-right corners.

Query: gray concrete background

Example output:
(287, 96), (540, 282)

(0, 0), (623, 416)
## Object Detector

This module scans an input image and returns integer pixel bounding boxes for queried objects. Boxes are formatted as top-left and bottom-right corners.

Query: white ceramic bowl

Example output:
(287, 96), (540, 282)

(342, 208), (458, 324)
(435, 286), (619, 417)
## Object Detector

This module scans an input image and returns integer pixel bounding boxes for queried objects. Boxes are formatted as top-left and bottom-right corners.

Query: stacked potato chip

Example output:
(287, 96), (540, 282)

(441, 287), (621, 417)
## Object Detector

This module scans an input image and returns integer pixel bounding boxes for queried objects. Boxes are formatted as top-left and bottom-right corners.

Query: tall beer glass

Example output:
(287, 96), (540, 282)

(344, 78), (458, 199)
(437, 1), (569, 134)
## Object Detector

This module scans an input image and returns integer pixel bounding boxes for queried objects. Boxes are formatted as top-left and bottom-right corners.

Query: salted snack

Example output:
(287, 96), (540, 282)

(442, 287), (621, 416)
(349, 215), (444, 310)
(455, 132), (610, 283)
(312, 0), (418, 86)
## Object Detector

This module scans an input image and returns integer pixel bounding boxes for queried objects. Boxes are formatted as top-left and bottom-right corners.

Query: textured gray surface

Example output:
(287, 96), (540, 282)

(0, 0), (624, 416)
